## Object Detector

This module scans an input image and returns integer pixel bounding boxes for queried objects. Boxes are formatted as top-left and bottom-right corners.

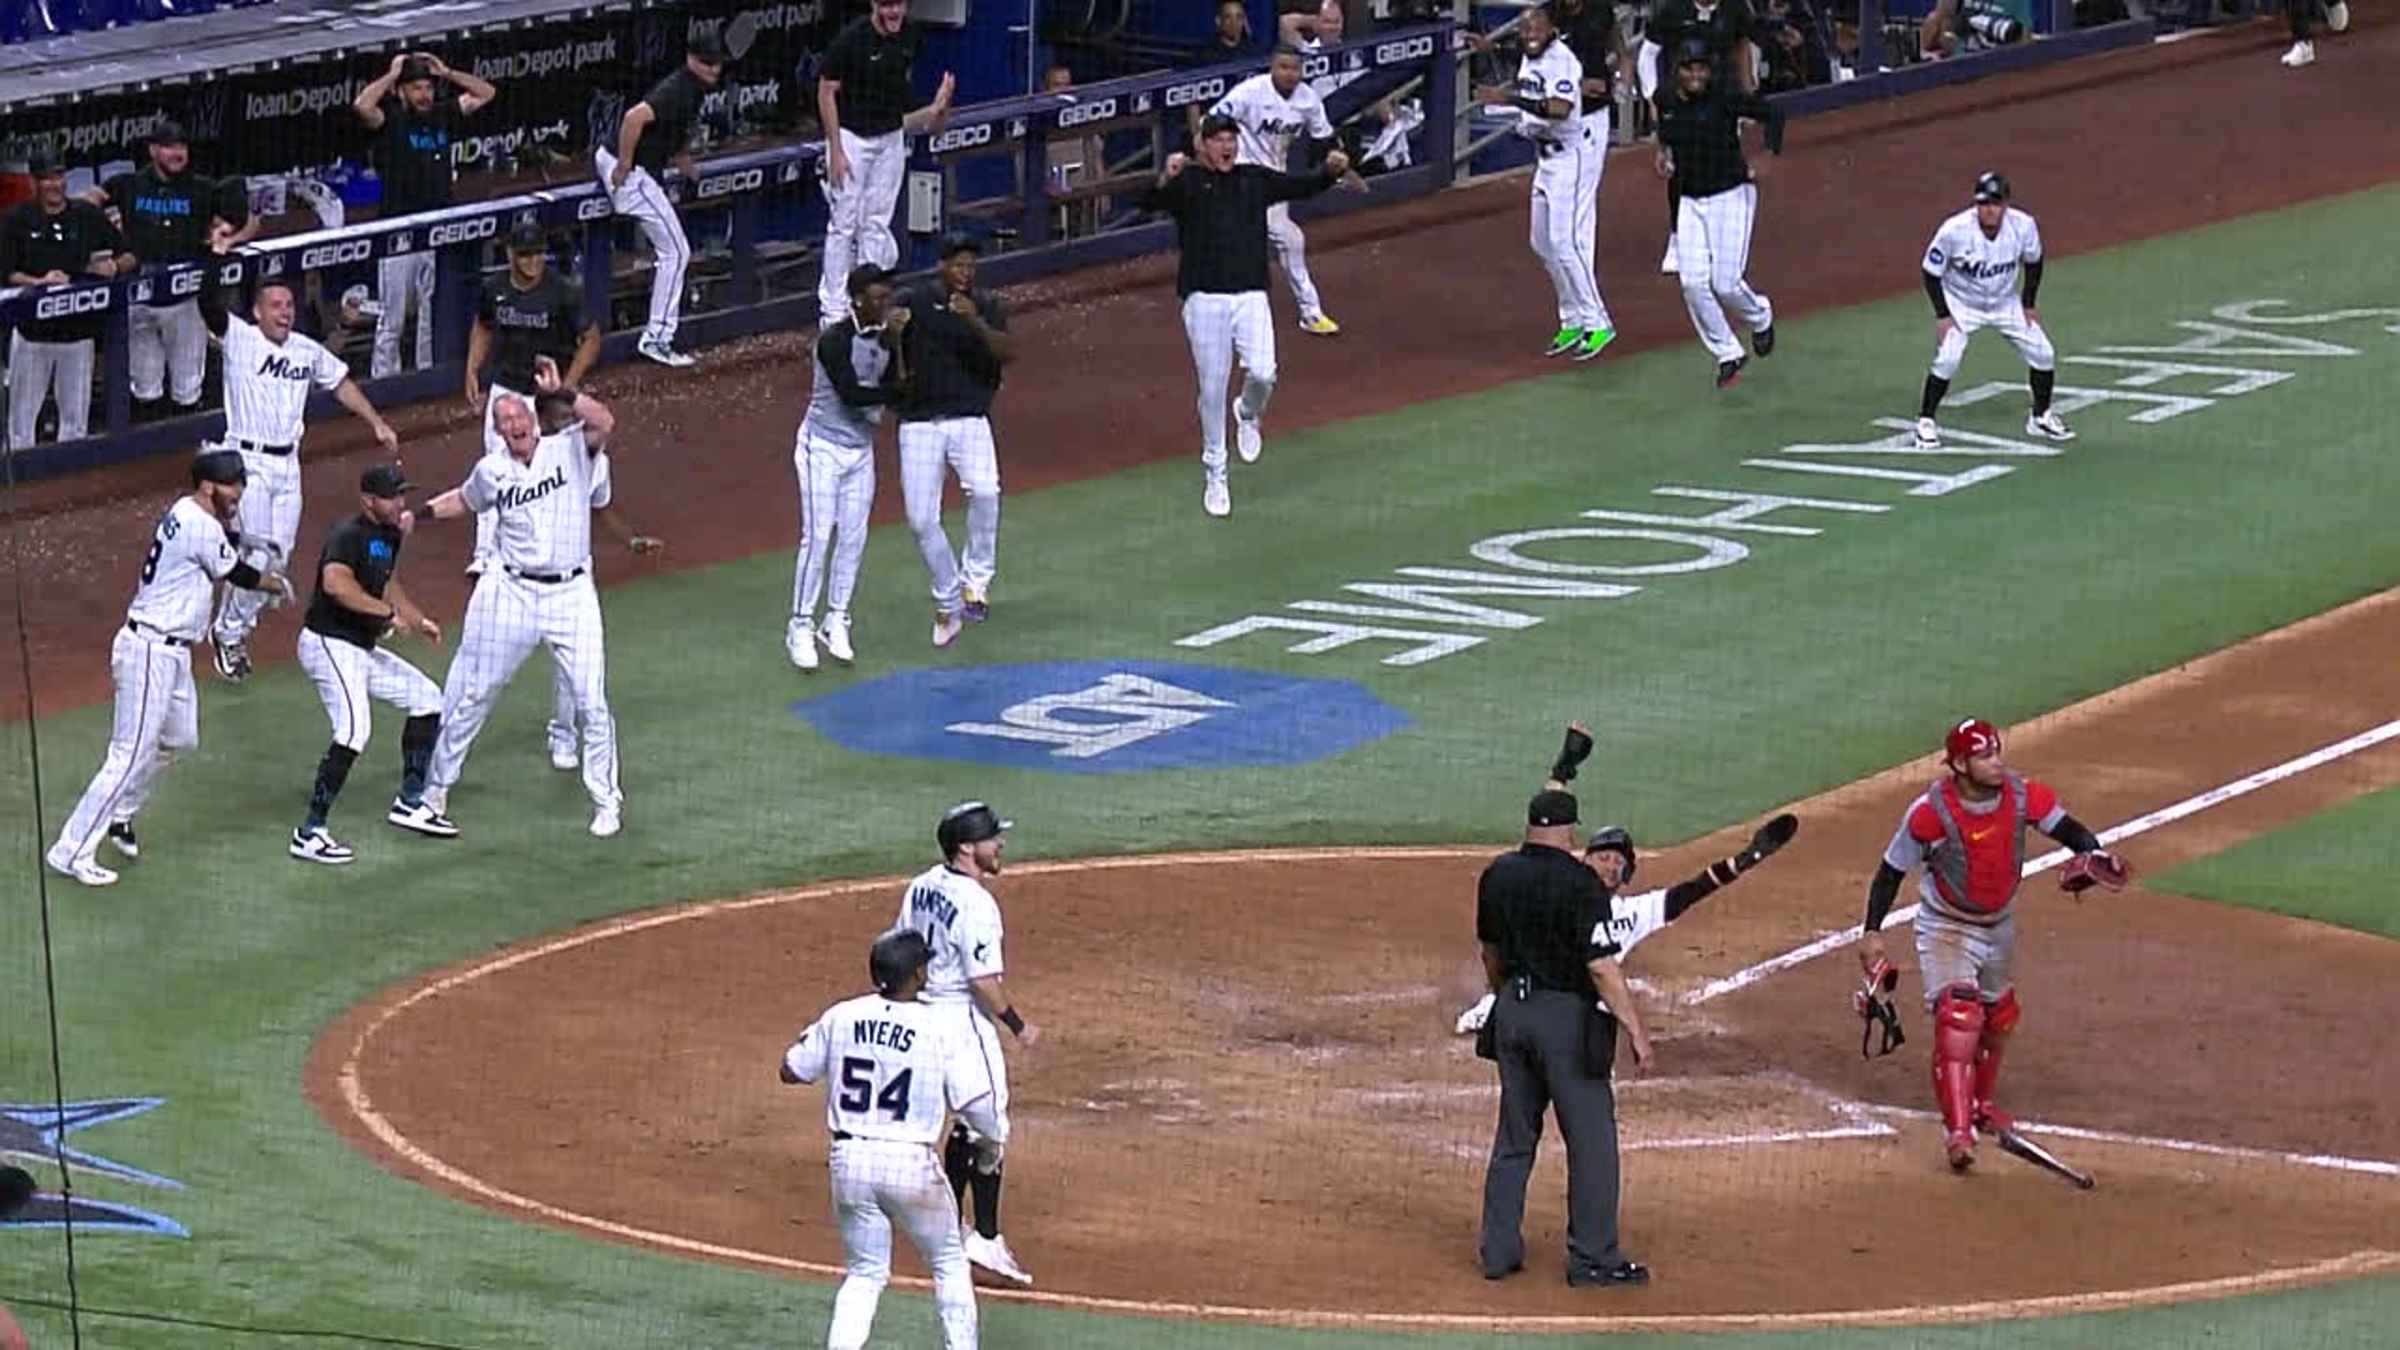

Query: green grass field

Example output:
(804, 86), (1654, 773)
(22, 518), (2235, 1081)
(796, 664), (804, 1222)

(5, 184), (2399, 1348)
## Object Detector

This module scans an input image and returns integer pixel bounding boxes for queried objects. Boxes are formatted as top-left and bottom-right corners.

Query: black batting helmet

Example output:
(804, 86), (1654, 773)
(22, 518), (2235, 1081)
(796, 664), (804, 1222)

(1675, 36), (1715, 66)
(937, 801), (1011, 856)
(1972, 171), (2011, 204)
(868, 928), (932, 996)
(191, 449), (247, 487)
(1585, 825), (1637, 886)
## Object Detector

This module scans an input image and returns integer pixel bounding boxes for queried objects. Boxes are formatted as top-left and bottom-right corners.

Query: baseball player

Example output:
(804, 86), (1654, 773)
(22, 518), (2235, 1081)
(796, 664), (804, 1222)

(1652, 38), (1781, 389)
(290, 464), (454, 864)
(1470, 7), (1611, 361)
(546, 447), (663, 771)
(897, 802), (1041, 1287)
(83, 121), (255, 418)
(3, 153), (125, 448)
(1914, 172), (2073, 450)
(465, 222), (603, 575)
(1138, 116), (1350, 519)
(790, 264), (907, 672)
(351, 51), (496, 378)
(2282, 0), (2350, 66)
(1637, 0), (1761, 275)
(1856, 718), (2131, 1171)
(815, 0), (957, 328)
(599, 30), (728, 367)
(409, 380), (625, 837)
(782, 928), (1005, 1350)
(897, 234), (1011, 647)
(44, 451), (294, 887)
(1208, 47), (1345, 337)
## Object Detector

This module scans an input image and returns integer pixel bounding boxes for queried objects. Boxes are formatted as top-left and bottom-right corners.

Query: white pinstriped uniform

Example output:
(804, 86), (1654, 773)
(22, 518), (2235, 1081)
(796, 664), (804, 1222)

(48, 497), (238, 871)
(1923, 206), (2054, 378)
(544, 453), (615, 764)
(793, 322), (891, 630)
(1519, 42), (1609, 334)
(209, 314), (348, 647)
(896, 864), (1014, 1129)
(593, 146), (690, 349)
(1211, 73), (1337, 323)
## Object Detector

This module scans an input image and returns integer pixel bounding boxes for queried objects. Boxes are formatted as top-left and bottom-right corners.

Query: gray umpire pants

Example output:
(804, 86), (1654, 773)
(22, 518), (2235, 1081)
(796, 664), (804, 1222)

(1479, 987), (1626, 1276)
(8, 332), (96, 447)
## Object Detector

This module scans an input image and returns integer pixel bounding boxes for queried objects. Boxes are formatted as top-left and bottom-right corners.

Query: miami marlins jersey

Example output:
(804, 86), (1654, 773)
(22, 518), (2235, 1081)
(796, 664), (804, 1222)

(1591, 888), (1671, 957)
(220, 314), (348, 445)
(800, 319), (897, 452)
(783, 993), (1000, 1144)
(1515, 40), (1584, 143)
(125, 496), (240, 641)
(1210, 72), (1335, 170)
(896, 863), (1006, 1008)
(1923, 206), (2043, 315)
(459, 424), (599, 574)
(589, 453), (614, 511)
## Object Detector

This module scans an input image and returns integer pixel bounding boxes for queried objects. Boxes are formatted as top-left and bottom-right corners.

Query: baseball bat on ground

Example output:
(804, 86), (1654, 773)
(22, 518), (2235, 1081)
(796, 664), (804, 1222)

(1996, 1127), (2096, 1189)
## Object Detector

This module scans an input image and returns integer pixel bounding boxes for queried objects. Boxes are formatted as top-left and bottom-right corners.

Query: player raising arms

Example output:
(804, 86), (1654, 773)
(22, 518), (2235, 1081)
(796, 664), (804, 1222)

(1856, 718), (2130, 1172)
(1914, 171), (2073, 449)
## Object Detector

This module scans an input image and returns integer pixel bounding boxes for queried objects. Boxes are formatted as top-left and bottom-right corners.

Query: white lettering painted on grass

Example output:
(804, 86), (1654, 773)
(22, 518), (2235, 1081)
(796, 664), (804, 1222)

(2060, 357), (2294, 396)
(1470, 528), (1749, 577)
(2211, 299), (2400, 335)
(1175, 616), (1486, 667)
(946, 673), (1232, 759)
(1582, 488), (1890, 538)
(1290, 570), (1637, 631)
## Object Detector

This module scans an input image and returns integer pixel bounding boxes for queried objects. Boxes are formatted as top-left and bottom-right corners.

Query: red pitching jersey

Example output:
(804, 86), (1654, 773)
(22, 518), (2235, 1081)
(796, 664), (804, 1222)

(1884, 772), (2065, 923)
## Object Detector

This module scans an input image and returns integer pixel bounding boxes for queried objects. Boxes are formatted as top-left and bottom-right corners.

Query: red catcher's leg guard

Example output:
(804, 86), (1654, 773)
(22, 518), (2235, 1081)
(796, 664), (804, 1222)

(1975, 988), (2021, 1131)
(1931, 986), (1985, 1143)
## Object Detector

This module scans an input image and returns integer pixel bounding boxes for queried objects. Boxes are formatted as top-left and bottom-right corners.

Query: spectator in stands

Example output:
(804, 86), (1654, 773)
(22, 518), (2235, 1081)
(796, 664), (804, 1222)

(1920, 0), (2030, 59)
(4, 152), (125, 448)
(83, 121), (255, 420)
(1758, 0), (1833, 91)
(1187, 0), (1261, 67)
(1042, 64), (1107, 238)
(351, 51), (497, 380)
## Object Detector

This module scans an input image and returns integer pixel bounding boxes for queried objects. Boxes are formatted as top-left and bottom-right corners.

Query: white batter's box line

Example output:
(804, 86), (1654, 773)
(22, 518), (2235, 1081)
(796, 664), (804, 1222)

(1684, 716), (2400, 1006)
(1847, 1103), (2400, 1179)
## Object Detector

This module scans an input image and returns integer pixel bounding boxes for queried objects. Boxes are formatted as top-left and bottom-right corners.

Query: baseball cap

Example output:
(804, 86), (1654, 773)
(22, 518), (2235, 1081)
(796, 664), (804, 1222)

(150, 119), (190, 146)
(1528, 789), (1579, 828)
(689, 29), (731, 62)
(937, 229), (981, 258)
(359, 464), (412, 498)
(398, 56), (438, 82)
(506, 220), (549, 253)
(27, 151), (64, 178)
(191, 449), (247, 487)
(1198, 112), (1240, 140)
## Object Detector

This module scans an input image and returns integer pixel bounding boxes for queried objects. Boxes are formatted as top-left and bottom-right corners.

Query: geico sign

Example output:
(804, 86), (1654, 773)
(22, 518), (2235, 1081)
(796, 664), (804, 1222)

(1300, 54), (1331, 78)
(1375, 35), (1435, 64)
(578, 196), (613, 221)
(427, 216), (499, 248)
(928, 122), (994, 154)
(170, 268), (204, 297)
(300, 240), (374, 270)
(1163, 77), (1225, 108)
(34, 288), (110, 321)
(696, 167), (765, 199)
(1055, 97), (1118, 129)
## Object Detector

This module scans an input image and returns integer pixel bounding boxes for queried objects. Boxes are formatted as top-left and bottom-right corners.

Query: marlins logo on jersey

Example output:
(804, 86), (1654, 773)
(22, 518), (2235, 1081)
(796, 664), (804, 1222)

(1210, 72), (1335, 170)
(463, 422), (599, 573)
(1924, 206), (2044, 315)
(125, 498), (240, 641)
(1515, 41), (1582, 141)
(221, 315), (348, 444)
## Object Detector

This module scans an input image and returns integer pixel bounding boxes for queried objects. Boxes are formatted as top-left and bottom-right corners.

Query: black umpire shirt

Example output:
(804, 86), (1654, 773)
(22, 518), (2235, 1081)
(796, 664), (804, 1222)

(1138, 163), (1339, 298)
(632, 68), (708, 174)
(476, 271), (590, 394)
(1553, 0), (1623, 109)
(1477, 843), (1621, 995)
(305, 515), (405, 650)
(377, 94), (461, 214)
(102, 166), (248, 265)
(896, 282), (1007, 420)
(821, 15), (918, 137)
(1, 200), (123, 343)
(1657, 84), (1783, 199)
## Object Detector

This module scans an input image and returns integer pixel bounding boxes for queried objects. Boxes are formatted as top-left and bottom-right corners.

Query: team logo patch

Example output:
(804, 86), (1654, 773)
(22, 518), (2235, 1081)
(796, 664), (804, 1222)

(793, 660), (1408, 772)
(1, 1096), (189, 1237)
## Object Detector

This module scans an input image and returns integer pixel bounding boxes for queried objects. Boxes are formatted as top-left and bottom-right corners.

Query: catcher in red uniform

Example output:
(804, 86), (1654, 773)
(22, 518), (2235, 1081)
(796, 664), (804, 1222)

(1854, 717), (2130, 1171)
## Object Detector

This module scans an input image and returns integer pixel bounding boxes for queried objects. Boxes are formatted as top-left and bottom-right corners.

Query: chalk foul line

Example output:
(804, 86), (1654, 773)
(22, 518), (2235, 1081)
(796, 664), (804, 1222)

(1687, 717), (2400, 1006)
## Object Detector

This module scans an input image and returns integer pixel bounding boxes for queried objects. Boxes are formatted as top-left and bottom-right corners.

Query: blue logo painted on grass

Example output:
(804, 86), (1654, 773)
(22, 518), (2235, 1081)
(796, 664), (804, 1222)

(793, 660), (1408, 772)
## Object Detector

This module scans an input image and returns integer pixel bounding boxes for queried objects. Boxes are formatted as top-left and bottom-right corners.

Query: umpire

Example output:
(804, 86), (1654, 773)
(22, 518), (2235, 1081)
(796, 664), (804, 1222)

(1475, 783), (1653, 1287)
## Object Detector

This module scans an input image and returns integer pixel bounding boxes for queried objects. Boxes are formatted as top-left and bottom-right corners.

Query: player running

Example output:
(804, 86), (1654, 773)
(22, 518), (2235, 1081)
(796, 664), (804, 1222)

(1856, 718), (2131, 1172)
(1654, 37), (1781, 389)
(45, 451), (293, 886)
(1914, 172), (2073, 449)
(1473, 6), (1612, 361)
(790, 264), (907, 672)
(1208, 47), (1345, 336)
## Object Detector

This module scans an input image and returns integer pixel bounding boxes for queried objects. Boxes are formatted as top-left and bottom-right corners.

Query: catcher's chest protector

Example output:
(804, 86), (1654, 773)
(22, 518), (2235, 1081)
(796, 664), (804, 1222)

(1926, 773), (2029, 914)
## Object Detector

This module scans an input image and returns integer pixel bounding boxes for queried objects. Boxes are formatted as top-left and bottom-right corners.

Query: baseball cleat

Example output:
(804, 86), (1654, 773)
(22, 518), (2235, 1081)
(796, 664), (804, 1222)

(589, 807), (623, 839)
(45, 848), (119, 888)
(1659, 237), (1679, 275)
(549, 742), (581, 772)
(1297, 313), (1341, 336)
(786, 617), (820, 671)
(2279, 39), (2315, 66)
(1914, 416), (1942, 450)
(2328, 1), (2349, 32)
(1572, 327), (1617, 362)
(388, 798), (461, 838)
(1567, 1260), (1651, 1288)
(1946, 1129), (1978, 1172)
(1545, 326), (1584, 357)
(289, 827), (357, 866)
(932, 610), (964, 648)
(637, 339), (697, 368)
(211, 638), (252, 682)
(1234, 408), (1263, 464)
(821, 614), (856, 664)
(964, 1232), (1034, 1286)
(962, 585), (989, 624)
(105, 822), (141, 860)
(1752, 325), (1776, 357)
(2025, 410), (2076, 442)
(1203, 477), (1232, 518)
(1714, 356), (1747, 389)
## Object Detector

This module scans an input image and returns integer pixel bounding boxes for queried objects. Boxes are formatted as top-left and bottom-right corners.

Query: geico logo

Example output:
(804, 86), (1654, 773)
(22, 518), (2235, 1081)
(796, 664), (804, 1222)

(427, 217), (499, 247)
(578, 196), (613, 221)
(35, 288), (110, 320)
(697, 167), (766, 198)
(1375, 35), (1435, 64)
(929, 123), (995, 154)
(1301, 55), (1331, 77)
(300, 239), (373, 269)
(1164, 78), (1225, 108)
(1056, 97), (1118, 129)
(170, 268), (203, 296)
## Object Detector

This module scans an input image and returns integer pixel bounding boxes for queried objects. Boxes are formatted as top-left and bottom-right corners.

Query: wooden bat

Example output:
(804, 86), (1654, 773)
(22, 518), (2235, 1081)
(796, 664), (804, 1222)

(1996, 1128), (2096, 1190)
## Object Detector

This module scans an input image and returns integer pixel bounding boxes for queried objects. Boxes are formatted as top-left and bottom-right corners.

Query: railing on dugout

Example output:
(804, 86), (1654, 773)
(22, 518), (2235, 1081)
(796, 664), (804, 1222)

(0, 22), (1459, 481)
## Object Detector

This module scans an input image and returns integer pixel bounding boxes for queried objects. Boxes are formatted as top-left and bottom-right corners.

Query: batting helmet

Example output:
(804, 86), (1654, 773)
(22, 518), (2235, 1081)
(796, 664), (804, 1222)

(190, 449), (247, 487)
(1945, 717), (2002, 766)
(1675, 35), (1715, 66)
(1972, 171), (2011, 204)
(1585, 825), (1637, 886)
(868, 928), (932, 996)
(936, 801), (1012, 856)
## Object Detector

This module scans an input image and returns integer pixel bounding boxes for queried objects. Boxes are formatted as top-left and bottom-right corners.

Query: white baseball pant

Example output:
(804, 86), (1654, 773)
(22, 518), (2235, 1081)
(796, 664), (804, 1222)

(1265, 202), (1325, 323)
(129, 297), (209, 406)
(594, 147), (691, 348)
(428, 571), (621, 813)
(1637, 40), (1662, 102)
(1574, 108), (1614, 332)
(1930, 301), (2056, 378)
(1530, 132), (1607, 333)
(1675, 182), (1772, 363)
(297, 628), (442, 753)
(1180, 290), (1276, 479)
(825, 1139), (979, 1350)
(817, 126), (909, 326)
(49, 626), (198, 869)
(1914, 905), (2018, 1008)
(212, 446), (304, 647)
(793, 431), (876, 625)
(899, 417), (999, 614)
(373, 251), (437, 378)
(7, 333), (95, 446)
(471, 384), (526, 571)
(546, 647), (582, 766)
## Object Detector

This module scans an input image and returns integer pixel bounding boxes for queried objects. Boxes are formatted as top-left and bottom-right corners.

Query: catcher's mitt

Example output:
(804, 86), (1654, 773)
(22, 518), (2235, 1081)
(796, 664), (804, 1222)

(2058, 850), (2132, 895)
(1550, 723), (1595, 783)
(1853, 956), (1905, 1059)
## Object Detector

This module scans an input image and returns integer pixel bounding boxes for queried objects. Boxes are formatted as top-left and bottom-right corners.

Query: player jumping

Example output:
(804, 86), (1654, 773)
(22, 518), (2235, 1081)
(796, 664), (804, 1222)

(1915, 171), (2073, 449)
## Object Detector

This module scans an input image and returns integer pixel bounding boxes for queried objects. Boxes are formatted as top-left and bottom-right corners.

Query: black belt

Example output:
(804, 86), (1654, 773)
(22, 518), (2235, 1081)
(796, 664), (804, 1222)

(831, 1131), (854, 1142)
(127, 620), (191, 647)
(228, 439), (295, 456)
(505, 565), (587, 584)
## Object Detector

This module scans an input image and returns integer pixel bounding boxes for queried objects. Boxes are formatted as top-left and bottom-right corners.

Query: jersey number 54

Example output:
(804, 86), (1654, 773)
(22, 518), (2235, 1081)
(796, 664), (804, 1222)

(837, 1057), (913, 1120)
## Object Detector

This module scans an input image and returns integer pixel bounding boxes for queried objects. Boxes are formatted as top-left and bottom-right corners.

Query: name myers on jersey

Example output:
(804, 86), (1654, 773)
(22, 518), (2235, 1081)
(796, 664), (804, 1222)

(852, 1018), (917, 1052)
(907, 882), (958, 930)
(494, 465), (569, 511)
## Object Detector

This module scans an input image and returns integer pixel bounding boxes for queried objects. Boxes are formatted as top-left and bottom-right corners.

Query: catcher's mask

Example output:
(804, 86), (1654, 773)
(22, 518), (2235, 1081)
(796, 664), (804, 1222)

(869, 928), (932, 996)
(1584, 825), (1636, 887)
(937, 801), (1012, 857)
